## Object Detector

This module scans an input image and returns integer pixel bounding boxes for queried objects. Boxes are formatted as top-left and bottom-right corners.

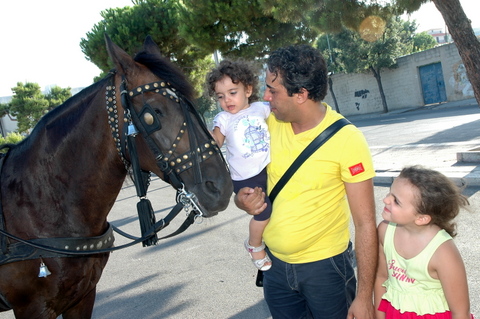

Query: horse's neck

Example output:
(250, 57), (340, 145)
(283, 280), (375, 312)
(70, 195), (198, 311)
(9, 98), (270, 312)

(2, 90), (127, 235)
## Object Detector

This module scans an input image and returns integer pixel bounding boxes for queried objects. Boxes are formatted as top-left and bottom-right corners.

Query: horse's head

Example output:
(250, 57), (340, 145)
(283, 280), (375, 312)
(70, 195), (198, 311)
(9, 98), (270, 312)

(105, 35), (233, 216)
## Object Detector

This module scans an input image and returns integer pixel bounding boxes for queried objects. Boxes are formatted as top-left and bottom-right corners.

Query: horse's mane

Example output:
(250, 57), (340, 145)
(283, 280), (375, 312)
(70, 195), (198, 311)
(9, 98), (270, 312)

(133, 51), (195, 102)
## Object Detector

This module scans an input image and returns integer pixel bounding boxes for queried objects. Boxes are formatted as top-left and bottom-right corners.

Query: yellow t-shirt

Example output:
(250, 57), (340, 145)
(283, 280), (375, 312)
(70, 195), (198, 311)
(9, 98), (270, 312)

(264, 103), (375, 263)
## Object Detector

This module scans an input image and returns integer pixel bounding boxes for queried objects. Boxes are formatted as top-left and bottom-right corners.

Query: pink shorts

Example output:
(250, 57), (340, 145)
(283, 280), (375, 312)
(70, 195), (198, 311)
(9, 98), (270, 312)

(379, 299), (475, 319)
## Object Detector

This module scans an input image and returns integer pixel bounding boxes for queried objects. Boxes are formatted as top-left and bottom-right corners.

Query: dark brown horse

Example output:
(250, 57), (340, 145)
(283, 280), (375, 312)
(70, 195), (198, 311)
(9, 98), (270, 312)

(0, 35), (233, 318)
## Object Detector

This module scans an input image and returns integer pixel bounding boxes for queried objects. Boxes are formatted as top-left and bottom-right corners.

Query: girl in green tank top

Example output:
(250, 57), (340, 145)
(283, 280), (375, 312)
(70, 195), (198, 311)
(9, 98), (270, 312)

(374, 166), (474, 318)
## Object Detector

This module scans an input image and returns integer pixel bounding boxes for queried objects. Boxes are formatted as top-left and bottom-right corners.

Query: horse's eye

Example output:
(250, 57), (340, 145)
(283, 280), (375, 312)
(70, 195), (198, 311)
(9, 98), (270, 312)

(154, 109), (163, 117)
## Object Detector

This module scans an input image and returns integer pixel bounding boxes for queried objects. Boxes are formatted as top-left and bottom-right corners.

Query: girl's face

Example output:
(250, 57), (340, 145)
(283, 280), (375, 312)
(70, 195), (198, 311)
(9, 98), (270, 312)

(382, 177), (420, 225)
(214, 76), (252, 114)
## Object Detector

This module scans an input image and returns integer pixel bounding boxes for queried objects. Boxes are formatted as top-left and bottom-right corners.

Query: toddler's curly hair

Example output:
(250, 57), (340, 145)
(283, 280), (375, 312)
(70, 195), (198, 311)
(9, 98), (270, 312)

(206, 59), (260, 104)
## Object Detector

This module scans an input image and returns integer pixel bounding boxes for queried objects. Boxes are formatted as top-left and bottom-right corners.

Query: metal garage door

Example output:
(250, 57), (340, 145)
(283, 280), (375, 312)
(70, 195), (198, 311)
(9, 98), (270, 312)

(419, 62), (447, 105)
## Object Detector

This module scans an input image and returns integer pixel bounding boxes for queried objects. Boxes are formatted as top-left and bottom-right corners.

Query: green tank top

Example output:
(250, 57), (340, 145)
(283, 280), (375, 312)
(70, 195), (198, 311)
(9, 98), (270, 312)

(382, 222), (452, 315)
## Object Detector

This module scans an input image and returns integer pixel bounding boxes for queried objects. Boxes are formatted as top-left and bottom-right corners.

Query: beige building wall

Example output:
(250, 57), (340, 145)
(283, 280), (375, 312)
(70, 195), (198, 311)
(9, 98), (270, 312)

(324, 42), (475, 117)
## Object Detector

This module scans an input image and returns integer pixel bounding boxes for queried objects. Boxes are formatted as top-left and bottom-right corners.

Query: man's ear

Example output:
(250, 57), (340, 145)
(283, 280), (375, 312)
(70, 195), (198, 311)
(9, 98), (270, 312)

(415, 214), (432, 226)
(295, 88), (309, 104)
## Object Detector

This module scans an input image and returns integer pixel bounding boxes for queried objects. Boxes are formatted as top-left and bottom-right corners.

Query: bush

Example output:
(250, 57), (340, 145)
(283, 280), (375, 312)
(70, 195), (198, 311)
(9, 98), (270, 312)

(0, 132), (24, 153)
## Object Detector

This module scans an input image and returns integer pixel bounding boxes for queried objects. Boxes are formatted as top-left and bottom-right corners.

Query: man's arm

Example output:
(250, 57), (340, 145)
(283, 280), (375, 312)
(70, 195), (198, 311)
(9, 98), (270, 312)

(345, 178), (377, 319)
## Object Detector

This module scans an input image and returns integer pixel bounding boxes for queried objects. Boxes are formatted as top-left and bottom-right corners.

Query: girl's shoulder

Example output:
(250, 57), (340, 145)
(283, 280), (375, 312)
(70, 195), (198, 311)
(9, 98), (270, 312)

(429, 232), (457, 266)
(377, 220), (391, 245)
(428, 235), (463, 280)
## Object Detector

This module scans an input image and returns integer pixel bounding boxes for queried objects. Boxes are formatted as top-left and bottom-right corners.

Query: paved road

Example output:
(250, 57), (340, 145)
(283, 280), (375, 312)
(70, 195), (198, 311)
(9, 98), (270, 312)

(97, 180), (480, 319)
(95, 181), (480, 318)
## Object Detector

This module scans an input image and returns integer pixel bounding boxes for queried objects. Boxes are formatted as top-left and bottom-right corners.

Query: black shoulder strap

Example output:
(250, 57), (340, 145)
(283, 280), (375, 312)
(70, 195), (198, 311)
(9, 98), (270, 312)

(268, 118), (351, 203)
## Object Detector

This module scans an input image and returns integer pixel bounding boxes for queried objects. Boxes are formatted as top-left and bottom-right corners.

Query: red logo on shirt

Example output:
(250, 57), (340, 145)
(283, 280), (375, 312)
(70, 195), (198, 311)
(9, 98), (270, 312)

(349, 163), (365, 176)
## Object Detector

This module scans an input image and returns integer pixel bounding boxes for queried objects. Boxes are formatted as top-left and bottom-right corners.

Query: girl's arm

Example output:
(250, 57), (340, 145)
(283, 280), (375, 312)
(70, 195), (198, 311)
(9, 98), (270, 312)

(430, 240), (471, 319)
(211, 126), (225, 148)
(374, 220), (388, 319)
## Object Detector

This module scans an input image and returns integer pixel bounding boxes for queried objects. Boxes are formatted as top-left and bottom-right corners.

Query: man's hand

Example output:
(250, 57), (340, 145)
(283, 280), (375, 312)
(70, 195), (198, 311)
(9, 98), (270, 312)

(234, 187), (267, 215)
(347, 296), (375, 319)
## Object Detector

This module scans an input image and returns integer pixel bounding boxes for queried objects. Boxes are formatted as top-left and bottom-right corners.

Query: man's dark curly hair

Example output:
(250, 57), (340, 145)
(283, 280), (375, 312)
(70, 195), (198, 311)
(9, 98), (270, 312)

(267, 45), (328, 102)
(206, 59), (260, 104)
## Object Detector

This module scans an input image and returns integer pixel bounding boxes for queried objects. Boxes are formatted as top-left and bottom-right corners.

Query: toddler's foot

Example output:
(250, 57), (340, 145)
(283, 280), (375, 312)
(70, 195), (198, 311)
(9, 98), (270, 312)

(244, 239), (272, 271)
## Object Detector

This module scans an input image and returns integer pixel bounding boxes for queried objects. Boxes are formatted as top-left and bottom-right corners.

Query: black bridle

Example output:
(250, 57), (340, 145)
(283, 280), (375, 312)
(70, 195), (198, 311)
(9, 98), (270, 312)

(0, 75), (227, 264)
(119, 76), (221, 186)
(113, 75), (225, 246)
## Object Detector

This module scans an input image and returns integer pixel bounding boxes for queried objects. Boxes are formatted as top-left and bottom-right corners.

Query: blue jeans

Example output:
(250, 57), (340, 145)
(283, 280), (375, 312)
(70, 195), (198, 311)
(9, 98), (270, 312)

(263, 242), (356, 319)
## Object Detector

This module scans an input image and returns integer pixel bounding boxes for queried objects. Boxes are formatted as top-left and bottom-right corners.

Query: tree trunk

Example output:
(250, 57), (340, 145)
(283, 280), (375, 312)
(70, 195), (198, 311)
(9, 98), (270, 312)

(370, 66), (388, 113)
(328, 76), (341, 113)
(432, 0), (480, 106)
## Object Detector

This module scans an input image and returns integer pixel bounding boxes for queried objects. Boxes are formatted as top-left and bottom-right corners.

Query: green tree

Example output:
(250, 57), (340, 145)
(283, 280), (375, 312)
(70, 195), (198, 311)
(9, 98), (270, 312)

(0, 103), (8, 118)
(318, 17), (416, 113)
(0, 132), (24, 151)
(177, 0), (318, 60)
(6, 83), (72, 134)
(9, 82), (49, 134)
(412, 31), (437, 52)
(80, 0), (212, 96)
(316, 34), (345, 113)
(45, 86), (72, 111)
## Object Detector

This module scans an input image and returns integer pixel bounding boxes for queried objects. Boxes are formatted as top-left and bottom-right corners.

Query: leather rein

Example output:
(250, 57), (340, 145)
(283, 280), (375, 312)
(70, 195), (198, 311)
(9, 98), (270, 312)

(0, 74), (225, 264)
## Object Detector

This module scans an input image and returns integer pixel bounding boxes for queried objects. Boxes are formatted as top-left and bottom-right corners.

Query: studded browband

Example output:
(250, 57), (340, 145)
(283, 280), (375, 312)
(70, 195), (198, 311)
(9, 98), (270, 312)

(106, 80), (220, 175)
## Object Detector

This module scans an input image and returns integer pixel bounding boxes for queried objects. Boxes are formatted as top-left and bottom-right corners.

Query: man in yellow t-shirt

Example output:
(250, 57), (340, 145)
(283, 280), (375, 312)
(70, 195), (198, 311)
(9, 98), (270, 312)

(235, 45), (377, 319)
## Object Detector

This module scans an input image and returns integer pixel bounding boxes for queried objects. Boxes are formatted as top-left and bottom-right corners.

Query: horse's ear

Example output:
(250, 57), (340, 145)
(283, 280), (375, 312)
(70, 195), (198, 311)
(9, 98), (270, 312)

(143, 35), (163, 57)
(104, 33), (136, 75)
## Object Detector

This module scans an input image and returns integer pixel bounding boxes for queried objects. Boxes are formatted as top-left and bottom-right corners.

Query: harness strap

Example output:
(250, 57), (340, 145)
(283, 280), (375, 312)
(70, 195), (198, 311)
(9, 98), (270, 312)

(121, 80), (185, 190)
(0, 224), (114, 265)
(180, 97), (202, 184)
(0, 201), (197, 264)
(158, 210), (197, 240)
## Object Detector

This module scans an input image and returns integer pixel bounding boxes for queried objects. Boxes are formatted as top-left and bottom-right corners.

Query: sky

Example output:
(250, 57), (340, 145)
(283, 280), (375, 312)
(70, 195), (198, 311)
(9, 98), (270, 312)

(1, 0), (479, 98)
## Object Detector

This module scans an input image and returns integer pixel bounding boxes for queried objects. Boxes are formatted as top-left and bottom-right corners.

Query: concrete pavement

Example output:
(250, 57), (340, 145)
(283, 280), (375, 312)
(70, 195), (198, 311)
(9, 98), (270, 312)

(345, 98), (480, 187)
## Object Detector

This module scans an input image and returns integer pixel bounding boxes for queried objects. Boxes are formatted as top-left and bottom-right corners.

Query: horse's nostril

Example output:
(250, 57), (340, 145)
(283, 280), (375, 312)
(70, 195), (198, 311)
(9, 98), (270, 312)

(205, 181), (219, 194)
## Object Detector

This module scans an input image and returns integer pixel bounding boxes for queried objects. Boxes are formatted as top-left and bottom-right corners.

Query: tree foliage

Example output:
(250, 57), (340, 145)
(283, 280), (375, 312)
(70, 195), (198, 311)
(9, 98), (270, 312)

(0, 132), (24, 150)
(5, 83), (71, 134)
(9, 82), (49, 134)
(0, 103), (8, 118)
(317, 17), (418, 113)
(177, 0), (318, 60)
(412, 32), (437, 52)
(45, 86), (72, 112)
(80, 0), (213, 96)
(259, 0), (395, 34)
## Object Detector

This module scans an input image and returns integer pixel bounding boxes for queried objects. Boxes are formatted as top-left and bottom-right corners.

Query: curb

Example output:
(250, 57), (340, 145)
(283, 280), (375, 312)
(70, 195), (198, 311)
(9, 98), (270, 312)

(374, 172), (480, 187)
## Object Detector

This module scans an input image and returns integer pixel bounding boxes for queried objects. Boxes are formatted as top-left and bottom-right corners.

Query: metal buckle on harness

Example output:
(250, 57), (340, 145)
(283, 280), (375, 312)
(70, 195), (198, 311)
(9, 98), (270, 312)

(176, 186), (204, 224)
